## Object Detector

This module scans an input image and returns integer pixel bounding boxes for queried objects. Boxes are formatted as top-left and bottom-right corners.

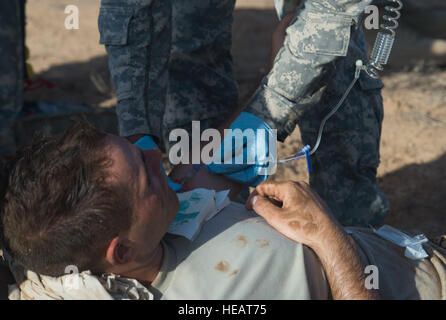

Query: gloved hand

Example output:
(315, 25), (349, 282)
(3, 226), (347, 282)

(134, 136), (182, 192)
(206, 112), (277, 187)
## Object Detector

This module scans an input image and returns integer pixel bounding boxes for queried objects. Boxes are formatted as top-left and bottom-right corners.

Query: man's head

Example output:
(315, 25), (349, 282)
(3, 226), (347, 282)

(1, 121), (178, 277)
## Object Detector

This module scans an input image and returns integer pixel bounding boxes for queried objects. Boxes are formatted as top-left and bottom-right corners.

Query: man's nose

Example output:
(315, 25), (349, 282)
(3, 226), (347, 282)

(142, 149), (162, 177)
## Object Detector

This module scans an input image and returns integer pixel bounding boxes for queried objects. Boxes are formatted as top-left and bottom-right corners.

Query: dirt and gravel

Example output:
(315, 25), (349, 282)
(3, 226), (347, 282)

(24, 0), (446, 237)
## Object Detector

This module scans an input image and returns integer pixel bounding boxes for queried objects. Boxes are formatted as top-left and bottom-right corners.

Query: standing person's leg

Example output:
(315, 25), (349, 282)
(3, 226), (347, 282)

(298, 27), (389, 227)
(271, 0), (388, 226)
(99, 0), (172, 143)
(163, 0), (238, 150)
(0, 0), (26, 156)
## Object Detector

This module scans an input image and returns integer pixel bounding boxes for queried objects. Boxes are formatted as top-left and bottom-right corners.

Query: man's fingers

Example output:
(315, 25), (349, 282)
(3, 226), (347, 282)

(251, 195), (282, 220)
(255, 181), (294, 203)
(245, 188), (259, 210)
(246, 189), (282, 210)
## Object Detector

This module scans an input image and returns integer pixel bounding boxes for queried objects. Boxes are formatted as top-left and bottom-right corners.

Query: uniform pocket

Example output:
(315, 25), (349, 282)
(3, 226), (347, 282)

(287, 10), (354, 58)
(98, 7), (133, 46)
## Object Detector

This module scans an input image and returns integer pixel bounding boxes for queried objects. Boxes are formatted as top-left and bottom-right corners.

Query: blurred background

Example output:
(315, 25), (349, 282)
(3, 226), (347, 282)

(14, 0), (446, 237)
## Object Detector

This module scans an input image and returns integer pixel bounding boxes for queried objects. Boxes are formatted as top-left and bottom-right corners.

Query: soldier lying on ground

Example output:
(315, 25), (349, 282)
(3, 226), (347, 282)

(0, 122), (444, 300)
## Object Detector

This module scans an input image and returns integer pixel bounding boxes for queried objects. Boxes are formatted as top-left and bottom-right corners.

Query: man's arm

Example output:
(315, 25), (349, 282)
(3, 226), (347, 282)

(246, 181), (379, 300)
(98, 0), (171, 142)
(244, 0), (373, 142)
(311, 222), (377, 299)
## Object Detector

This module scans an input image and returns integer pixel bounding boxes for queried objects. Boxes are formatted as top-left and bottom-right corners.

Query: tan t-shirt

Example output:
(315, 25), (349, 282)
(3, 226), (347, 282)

(151, 202), (330, 300)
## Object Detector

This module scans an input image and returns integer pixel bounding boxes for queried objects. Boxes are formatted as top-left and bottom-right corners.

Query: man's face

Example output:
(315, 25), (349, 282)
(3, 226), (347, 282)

(106, 134), (179, 257)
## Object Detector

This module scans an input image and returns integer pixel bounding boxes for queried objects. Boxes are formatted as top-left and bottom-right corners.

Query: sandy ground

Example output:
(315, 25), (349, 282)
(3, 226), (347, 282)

(23, 0), (446, 237)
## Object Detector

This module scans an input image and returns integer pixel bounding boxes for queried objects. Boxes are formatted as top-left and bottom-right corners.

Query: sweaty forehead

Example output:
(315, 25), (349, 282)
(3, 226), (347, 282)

(105, 134), (139, 184)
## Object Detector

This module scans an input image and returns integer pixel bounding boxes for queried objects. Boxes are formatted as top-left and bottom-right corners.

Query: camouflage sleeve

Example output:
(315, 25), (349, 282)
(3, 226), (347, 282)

(98, 0), (171, 140)
(244, 0), (373, 142)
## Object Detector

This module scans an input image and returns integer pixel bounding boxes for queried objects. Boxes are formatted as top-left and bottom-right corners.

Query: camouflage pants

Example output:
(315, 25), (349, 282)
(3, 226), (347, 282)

(162, 0), (238, 146)
(0, 0), (26, 156)
(298, 67), (389, 227)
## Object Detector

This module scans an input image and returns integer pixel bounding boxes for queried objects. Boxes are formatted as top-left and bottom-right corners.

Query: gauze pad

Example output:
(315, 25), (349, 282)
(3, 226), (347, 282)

(168, 189), (231, 241)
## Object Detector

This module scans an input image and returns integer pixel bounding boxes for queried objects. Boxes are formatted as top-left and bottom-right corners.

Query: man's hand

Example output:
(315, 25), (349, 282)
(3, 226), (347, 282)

(246, 181), (340, 252)
(206, 112), (277, 187)
(246, 181), (380, 300)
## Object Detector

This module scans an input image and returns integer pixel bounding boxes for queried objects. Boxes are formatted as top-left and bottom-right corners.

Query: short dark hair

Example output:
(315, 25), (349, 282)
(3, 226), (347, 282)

(1, 121), (132, 276)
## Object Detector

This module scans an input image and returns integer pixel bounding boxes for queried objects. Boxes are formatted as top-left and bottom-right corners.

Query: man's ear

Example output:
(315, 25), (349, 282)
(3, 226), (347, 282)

(105, 237), (136, 266)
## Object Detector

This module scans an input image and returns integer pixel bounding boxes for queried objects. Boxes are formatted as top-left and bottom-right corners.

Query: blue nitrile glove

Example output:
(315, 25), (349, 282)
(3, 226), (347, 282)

(134, 136), (182, 192)
(206, 112), (277, 187)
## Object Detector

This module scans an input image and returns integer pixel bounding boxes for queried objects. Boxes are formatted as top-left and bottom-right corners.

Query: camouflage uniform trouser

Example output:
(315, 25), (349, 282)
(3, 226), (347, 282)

(162, 0), (238, 145)
(0, 0), (26, 156)
(297, 37), (389, 227)
(302, 87), (389, 227)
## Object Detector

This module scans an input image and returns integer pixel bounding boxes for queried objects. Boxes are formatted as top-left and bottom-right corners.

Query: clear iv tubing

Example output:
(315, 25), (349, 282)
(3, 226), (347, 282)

(309, 61), (363, 156)
(278, 145), (310, 163)
(278, 61), (363, 162)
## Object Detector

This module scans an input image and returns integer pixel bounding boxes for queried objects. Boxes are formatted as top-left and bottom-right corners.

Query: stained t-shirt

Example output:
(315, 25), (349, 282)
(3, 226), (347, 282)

(150, 202), (329, 300)
(150, 201), (446, 300)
